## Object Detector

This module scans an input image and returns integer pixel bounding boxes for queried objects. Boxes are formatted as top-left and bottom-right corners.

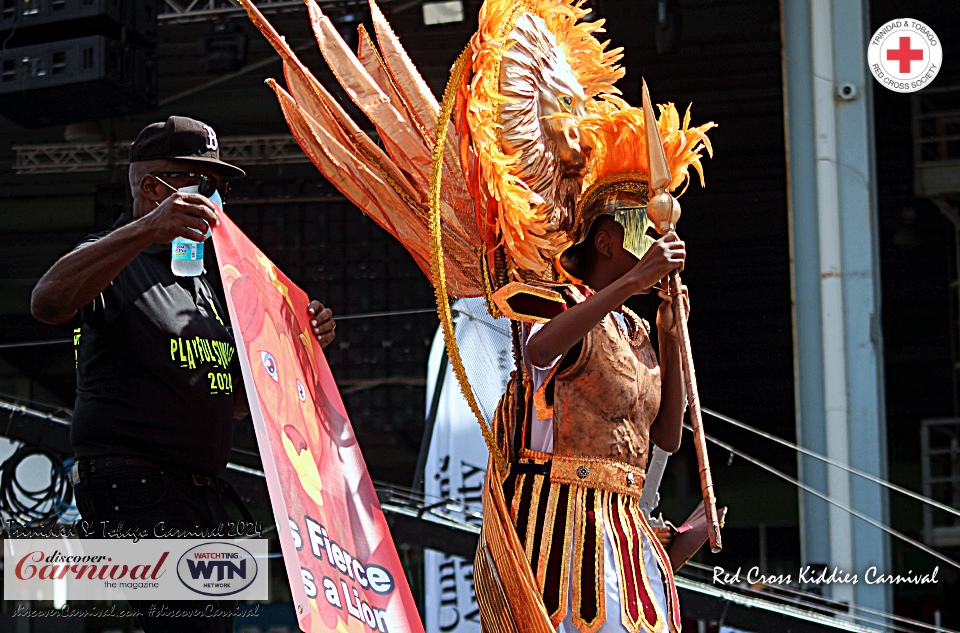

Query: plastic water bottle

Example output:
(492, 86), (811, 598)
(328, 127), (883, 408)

(171, 236), (205, 277)
(170, 187), (221, 277)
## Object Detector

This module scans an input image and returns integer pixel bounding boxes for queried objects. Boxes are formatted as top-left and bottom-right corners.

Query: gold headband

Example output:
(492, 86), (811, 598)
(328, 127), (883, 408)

(573, 173), (649, 244)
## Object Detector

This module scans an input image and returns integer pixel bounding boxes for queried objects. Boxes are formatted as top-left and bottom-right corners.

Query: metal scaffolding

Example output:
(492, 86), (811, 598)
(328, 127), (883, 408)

(13, 134), (311, 174)
(913, 85), (960, 415)
(921, 418), (960, 548)
(160, 0), (304, 23)
(159, 0), (384, 23)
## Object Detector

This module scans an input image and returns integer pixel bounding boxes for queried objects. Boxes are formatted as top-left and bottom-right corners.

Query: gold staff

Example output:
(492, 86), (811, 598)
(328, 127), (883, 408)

(642, 79), (722, 553)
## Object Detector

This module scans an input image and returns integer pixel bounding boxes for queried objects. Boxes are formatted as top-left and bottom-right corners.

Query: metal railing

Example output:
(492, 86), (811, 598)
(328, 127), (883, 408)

(160, 0), (310, 23)
(912, 84), (960, 199)
(921, 418), (960, 548)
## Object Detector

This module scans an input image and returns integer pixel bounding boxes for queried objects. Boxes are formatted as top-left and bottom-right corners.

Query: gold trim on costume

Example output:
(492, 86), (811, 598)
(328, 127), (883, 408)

(571, 486), (606, 633)
(518, 448), (554, 462)
(620, 305), (652, 341)
(550, 457), (646, 500)
(603, 494), (669, 633)
(634, 500), (684, 633)
(533, 362), (559, 421)
(482, 247), (504, 318)
(430, 47), (506, 472)
(492, 281), (567, 324)
(525, 475), (545, 558)
(478, 462), (557, 633)
(510, 473), (527, 523)
(536, 483), (560, 589)
(535, 483), (573, 626)
(521, 371), (535, 456)
(628, 499), (668, 633)
(475, 537), (523, 633)
(578, 173), (649, 218)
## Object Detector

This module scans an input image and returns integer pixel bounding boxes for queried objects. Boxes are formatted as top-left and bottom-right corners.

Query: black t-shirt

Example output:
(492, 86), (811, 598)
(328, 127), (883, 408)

(69, 215), (238, 475)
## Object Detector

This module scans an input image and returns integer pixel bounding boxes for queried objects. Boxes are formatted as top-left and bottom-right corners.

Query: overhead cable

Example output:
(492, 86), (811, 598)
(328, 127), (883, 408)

(689, 424), (960, 573)
(1, 307), (441, 349)
(702, 407), (960, 520)
(0, 339), (71, 350)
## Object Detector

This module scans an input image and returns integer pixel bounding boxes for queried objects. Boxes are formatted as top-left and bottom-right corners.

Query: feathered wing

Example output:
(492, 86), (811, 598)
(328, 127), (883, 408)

(367, 0), (438, 136)
(306, 0), (478, 255)
(239, 0), (483, 297)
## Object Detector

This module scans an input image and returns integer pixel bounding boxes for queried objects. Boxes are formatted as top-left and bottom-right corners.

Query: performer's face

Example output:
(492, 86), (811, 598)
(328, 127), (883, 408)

(612, 224), (643, 275)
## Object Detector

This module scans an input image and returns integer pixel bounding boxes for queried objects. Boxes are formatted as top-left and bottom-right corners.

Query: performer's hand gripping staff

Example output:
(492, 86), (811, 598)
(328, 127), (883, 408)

(642, 79), (723, 553)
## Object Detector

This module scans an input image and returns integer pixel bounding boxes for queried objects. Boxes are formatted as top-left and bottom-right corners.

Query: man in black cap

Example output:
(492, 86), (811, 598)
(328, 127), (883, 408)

(31, 116), (336, 632)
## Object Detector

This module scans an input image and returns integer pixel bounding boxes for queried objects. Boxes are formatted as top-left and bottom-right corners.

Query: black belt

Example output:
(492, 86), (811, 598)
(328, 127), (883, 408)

(69, 455), (255, 523)
(511, 460), (552, 476)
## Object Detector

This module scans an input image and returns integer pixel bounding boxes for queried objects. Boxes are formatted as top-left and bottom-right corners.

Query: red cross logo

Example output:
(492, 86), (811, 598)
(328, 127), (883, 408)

(887, 36), (924, 73)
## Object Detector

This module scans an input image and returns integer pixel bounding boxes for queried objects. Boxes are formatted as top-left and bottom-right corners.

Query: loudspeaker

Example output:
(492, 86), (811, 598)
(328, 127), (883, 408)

(0, 0), (158, 47)
(0, 35), (157, 127)
(0, 0), (158, 126)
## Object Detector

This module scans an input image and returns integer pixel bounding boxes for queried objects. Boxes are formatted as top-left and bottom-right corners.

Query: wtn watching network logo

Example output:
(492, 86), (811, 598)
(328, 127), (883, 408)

(4, 538), (270, 601)
(177, 542), (260, 597)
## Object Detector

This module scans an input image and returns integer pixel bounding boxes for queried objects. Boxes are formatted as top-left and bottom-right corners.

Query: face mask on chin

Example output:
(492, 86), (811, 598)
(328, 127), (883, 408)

(174, 184), (223, 210)
(153, 182), (223, 239)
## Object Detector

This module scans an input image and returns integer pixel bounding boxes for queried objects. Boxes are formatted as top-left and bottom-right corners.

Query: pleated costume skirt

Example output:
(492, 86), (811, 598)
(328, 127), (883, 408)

(475, 463), (682, 633)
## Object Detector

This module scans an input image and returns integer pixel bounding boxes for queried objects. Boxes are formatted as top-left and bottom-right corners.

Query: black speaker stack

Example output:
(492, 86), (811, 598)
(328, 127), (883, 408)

(0, 0), (159, 128)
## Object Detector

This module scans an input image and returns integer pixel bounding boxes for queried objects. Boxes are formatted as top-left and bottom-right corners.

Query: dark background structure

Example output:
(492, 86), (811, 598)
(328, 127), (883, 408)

(0, 0), (958, 629)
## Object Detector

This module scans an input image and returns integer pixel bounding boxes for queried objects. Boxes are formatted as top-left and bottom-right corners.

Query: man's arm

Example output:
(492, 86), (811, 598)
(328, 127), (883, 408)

(31, 193), (220, 325)
(32, 221), (155, 325)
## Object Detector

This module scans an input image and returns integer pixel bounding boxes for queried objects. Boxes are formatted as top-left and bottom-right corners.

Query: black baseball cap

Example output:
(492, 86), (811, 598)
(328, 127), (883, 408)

(129, 115), (245, 179)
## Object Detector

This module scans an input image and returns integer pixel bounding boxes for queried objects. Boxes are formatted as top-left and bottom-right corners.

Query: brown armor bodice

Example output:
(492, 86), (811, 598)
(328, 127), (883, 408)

(550, 289), (661, 497)
(491, 283), (681, 633)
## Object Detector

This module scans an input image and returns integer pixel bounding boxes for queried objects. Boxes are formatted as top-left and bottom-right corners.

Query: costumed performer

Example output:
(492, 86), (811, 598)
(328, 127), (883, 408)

(234, 0), (715, 630)
(487, 102), (715, 633)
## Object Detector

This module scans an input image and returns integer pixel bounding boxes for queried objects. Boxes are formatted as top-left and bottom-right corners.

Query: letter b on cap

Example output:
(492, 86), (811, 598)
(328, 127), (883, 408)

(202, 124), (218, 151)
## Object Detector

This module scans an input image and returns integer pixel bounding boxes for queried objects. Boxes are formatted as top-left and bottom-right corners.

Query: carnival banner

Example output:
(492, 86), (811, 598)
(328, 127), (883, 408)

(424, 298), (511, 633)
(212, 213), (423, 633)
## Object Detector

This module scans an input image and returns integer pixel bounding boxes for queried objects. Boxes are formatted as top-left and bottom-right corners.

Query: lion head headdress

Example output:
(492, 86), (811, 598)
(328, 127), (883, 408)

(461, 0), (624, 278)
(239, 0), (711, 464)
(240, 0), (623, 296)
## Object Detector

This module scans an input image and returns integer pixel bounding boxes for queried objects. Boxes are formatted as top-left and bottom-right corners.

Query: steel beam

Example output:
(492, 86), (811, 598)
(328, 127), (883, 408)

(13, 134), (312, 174)
(782, 0), (891, 624)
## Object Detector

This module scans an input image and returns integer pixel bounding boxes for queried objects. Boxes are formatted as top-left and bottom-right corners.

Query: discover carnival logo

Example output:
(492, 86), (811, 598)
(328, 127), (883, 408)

(4, 538), (268, 601)
(176, 542), (259, 597)
(868, 18), (942, 93)
(13, 549), (168, 584)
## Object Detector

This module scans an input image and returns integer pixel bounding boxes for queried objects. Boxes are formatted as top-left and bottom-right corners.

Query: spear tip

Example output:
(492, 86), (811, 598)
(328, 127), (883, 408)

(642, 79), (671, 194)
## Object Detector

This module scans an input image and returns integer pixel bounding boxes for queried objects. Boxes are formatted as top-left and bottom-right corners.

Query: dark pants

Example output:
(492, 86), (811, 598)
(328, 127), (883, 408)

(73, 460), (237, 633)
